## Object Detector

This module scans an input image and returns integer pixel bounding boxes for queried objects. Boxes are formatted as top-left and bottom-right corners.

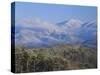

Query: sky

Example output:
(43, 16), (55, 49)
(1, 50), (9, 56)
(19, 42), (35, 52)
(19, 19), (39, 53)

(14, 2), (97, 23)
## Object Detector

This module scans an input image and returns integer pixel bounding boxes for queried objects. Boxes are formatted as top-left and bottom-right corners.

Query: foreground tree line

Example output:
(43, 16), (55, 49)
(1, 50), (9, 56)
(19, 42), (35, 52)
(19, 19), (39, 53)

(15, 45), (97, 73)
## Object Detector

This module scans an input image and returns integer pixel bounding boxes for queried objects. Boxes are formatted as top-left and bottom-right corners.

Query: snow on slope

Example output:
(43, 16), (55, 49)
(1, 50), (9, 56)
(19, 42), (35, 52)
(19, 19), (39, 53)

(14, 18), (97, 48)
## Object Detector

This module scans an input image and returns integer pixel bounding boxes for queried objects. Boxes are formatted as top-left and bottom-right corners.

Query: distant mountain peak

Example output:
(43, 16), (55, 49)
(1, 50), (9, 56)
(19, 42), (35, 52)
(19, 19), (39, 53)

(67, 19), (82, 28)
(14, 18), (97, 48)
(57, 18), (82, 27)
(67, 18), (82, 24)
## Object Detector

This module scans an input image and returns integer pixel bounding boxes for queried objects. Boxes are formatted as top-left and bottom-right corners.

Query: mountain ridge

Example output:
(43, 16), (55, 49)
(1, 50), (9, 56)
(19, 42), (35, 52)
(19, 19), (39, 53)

(14, 18), (97, 48)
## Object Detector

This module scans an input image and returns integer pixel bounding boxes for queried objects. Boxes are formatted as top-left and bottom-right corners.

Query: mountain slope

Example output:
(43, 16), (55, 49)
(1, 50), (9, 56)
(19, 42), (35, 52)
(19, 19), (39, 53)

(14, 18), (97, 48)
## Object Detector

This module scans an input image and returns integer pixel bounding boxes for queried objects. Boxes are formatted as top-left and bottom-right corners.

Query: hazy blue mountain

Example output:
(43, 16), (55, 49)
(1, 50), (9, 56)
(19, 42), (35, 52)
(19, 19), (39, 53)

(14, 18), (97, 48)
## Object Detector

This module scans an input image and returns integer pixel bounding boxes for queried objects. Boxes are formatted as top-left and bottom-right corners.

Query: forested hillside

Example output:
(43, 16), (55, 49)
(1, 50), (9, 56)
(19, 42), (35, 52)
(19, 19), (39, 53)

(15, 45), (97, 73)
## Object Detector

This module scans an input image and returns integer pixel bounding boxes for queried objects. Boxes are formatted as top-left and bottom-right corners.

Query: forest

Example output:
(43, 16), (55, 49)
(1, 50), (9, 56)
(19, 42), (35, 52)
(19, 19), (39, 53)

(15, 45), (97, 73)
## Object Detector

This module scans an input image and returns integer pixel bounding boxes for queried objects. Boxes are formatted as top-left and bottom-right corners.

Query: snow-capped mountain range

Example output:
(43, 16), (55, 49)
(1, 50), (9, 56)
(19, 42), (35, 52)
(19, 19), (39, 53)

(14, 18), (97, 48)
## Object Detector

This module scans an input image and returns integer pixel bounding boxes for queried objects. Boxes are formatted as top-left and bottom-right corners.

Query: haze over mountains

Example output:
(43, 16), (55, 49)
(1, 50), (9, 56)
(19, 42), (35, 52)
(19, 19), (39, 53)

(14, 18), (97, 48)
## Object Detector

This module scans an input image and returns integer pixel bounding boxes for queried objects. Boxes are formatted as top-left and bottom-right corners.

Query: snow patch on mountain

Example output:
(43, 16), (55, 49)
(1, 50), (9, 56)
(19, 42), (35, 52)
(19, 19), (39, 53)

(14, 18), (97, 48)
